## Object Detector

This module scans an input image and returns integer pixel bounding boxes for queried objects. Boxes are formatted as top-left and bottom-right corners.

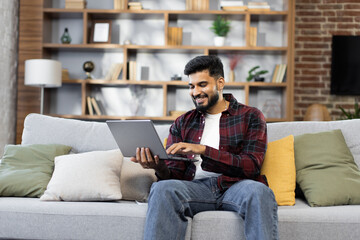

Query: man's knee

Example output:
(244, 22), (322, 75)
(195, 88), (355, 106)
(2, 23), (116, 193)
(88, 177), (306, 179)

(225, 180), (275, 203)
(149, 180), (184, 200)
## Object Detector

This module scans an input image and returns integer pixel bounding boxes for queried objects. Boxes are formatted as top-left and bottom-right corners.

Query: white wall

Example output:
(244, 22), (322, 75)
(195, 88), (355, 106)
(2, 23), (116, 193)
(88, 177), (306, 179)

(0, 0), (18, 156)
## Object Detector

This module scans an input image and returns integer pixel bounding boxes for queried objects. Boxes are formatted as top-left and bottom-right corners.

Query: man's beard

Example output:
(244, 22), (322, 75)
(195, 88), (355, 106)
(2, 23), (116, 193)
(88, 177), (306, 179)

(192, 90), (220, 113)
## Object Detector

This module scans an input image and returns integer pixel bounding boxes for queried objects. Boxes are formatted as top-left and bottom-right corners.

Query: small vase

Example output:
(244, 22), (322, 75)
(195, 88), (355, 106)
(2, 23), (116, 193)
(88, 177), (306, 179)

(229, 70), (235, 82)
(61, 28), (72, 44)
(214, 36), (225, 46)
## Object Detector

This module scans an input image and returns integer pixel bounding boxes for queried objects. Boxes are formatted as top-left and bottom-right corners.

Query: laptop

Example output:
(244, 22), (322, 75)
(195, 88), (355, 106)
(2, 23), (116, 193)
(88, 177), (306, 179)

(106, 120), (197, 162)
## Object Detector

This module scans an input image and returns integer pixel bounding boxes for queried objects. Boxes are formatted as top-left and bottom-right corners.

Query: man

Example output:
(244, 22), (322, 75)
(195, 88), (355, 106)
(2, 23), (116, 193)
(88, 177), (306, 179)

(131, 55), (278, 240)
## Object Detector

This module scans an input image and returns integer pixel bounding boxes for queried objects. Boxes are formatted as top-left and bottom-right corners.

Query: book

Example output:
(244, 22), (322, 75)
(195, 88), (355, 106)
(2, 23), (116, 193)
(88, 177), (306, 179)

(128, 2), (142, 10)
(220, 1), (244, 7)
(168, 27), (183, 46)
(248, 2), (269, 5)
(104, 63), (123, 81)
(247, 1), (270, 11)
(65, 0), (86, 9)
(276, 64), (287, 83)
(186, 0), (208, 11)
(222, 6), (248, 11)
(62, 69), (70, 80)
(271, 64), (280, 83)
(86, 96), (94, 116)
(114, 0), (125, 10)
(249, 27), (257, 47)
(91, 97), (102, 116)
(128, 61), (137, 81)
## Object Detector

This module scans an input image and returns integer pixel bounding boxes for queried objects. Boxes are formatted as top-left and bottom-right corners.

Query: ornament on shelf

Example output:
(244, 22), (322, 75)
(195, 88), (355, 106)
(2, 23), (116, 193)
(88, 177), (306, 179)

(60, 28), (72, 44)
(83, 61), (95, 79)
(228, 54), (242, 82)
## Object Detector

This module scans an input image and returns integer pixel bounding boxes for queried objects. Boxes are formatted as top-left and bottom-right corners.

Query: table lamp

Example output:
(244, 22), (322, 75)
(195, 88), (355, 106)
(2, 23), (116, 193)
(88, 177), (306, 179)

(24, 59), (62, 114)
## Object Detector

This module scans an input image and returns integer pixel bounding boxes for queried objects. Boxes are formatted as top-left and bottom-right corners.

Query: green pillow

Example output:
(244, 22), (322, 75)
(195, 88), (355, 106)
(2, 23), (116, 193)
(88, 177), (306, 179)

(295, 129), (360, 207)
(0, 144), (71, 197)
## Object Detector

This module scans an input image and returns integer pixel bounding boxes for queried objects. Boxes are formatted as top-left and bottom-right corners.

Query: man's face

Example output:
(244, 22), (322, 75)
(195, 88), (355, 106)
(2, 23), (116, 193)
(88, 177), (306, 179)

(188, 70), (220, 113)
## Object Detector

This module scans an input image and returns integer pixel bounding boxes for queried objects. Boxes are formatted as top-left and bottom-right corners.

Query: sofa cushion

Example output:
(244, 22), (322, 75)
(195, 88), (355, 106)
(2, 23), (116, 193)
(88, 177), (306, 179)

(295, 129), (360, 207)
(0, 144), (71, 198)
(261, 135), (295, 206)
(120, 157), (157, 202)
(40, 149), (123, 201)
(0, 197), (192, 240)
(267, 119), (360, 168)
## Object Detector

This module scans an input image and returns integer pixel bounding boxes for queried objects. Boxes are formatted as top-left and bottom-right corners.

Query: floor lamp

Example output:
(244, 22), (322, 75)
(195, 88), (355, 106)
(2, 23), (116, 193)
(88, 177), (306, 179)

(24, 59), (62, 114)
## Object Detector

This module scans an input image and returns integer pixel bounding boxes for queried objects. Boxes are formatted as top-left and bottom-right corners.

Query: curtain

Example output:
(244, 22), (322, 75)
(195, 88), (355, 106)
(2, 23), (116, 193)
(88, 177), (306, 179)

(0, 0), (19, 156)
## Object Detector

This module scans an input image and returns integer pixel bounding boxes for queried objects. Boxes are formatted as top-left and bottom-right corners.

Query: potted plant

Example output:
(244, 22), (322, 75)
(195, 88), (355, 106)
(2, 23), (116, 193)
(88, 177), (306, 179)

(210, 15), (231, 46)
(246, 66), (268, 82)
(339, 102), (360, 119)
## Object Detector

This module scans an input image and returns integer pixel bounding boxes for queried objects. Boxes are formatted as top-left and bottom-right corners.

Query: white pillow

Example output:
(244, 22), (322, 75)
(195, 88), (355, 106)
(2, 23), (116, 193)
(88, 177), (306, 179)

(40, 149), (123, 201)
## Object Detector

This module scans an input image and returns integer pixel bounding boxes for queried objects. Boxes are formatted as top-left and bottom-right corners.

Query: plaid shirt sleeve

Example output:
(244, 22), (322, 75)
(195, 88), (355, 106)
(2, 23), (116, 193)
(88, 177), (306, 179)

(164, 115), (195, 181)
(201, 108), (267, 180)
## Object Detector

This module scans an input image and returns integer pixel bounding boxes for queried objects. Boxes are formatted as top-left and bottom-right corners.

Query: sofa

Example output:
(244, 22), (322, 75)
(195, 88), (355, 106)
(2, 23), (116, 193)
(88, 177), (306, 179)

(1, 113), (360, 240)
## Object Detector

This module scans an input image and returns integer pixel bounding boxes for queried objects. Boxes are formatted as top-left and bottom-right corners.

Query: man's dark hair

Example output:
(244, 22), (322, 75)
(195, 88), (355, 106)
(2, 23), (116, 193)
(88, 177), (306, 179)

(184, 55), (224, 79)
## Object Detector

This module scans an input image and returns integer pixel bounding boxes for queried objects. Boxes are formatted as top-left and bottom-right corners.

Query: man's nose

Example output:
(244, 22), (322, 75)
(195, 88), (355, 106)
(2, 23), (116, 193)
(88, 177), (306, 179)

(192, 85), (202, 96)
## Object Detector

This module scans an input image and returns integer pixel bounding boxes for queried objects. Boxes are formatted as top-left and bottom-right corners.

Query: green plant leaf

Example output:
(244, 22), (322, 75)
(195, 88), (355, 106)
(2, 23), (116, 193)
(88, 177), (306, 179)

(210, 16), (231, 37)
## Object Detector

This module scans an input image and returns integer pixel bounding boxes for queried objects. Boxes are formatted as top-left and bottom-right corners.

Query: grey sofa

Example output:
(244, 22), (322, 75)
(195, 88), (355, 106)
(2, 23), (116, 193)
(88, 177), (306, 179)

(1, 113), (360, 240)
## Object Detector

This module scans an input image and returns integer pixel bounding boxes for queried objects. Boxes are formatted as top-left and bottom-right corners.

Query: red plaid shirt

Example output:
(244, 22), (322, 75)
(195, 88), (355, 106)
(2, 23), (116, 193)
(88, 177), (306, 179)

(165, 94), (268, 191)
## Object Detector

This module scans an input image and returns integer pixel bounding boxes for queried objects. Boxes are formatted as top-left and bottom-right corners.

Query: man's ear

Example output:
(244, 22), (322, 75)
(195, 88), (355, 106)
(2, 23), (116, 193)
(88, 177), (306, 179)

(217, 77), (225, 90)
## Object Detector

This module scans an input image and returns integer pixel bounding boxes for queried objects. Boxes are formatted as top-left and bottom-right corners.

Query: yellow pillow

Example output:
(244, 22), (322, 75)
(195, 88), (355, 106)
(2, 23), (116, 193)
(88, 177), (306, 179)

(261, 135), (296, 206)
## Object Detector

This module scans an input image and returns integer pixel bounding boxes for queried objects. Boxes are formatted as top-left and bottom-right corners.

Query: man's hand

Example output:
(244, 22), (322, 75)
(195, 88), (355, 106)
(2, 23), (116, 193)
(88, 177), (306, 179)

(130, 147), (170, 179)
(166, 142), (206, 156)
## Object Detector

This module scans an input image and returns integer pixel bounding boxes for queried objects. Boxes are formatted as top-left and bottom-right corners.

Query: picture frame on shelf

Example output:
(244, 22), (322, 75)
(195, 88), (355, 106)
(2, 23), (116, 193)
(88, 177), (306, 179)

(90, 20), (112, 44)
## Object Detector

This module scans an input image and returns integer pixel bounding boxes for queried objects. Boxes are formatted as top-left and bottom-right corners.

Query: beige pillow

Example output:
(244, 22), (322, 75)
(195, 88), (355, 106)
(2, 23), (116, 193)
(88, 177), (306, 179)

(40, 149), (123, 201)
(120, 157), (157, 202)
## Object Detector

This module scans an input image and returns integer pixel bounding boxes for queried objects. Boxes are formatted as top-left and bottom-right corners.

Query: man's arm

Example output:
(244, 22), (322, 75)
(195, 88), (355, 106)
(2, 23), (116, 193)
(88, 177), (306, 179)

(200, 110), (267, 179)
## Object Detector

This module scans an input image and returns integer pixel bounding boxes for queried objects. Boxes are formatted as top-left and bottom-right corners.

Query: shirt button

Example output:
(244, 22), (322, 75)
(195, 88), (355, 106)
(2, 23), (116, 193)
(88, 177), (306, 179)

(198, 137), (201, 139)
(192, 173), (195, 176)
(192, 155), (194, 157)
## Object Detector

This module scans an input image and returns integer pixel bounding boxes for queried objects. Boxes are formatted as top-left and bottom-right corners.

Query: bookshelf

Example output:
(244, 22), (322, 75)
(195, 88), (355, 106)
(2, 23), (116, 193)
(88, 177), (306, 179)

(16, 0), (294, 142)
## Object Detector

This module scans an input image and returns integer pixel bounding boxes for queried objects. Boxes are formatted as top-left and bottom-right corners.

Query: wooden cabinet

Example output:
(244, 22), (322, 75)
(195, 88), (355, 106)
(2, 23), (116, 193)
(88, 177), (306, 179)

(16, 0), (294, 141)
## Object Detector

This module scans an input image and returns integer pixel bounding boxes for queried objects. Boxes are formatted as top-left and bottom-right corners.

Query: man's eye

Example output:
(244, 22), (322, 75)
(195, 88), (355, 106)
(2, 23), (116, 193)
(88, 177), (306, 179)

(189, 85), (194, 89)
(200, 83), (207, 87)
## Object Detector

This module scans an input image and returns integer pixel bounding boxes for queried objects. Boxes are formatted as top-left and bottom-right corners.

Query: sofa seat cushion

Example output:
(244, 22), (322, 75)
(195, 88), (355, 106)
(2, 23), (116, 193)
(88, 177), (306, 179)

(191, 198), (360, 240)
(278, 198), (360, 240)
(0, 197), (191, 240)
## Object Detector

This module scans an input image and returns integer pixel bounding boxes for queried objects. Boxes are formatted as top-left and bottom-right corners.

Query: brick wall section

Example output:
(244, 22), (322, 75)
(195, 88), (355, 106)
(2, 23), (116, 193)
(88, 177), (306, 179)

(294, 0), (360, 120)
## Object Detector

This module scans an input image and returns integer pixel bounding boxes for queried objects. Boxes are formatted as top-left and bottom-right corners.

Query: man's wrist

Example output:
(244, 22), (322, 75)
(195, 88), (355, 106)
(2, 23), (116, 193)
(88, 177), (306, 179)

(155, 165), (171, 180)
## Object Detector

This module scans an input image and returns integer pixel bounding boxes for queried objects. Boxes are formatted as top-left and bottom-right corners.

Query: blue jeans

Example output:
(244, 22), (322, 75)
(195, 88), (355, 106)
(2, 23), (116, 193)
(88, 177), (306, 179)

(144, 177), (278, 240)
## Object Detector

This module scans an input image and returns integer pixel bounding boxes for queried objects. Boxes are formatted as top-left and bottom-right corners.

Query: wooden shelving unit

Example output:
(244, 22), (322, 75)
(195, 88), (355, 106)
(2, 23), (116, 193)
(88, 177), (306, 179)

(16, 0), (294, 142)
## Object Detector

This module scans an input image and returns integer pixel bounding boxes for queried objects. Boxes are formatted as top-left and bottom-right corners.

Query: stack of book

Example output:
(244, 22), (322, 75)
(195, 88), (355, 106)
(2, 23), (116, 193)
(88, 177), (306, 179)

(247, 2), (270, 11)
(128, 2), (142, 10)
(186, 0), (209, 11)
(114, 0), (125, 10)
(65, 0), (86, 9)
(128, 61), (137, 81)
(271, 64), (287, 83)
(167, 27), (183, 46)
(249, 27), (257, 47)
(87, 96), (102, 116)
(220, 1), (247, 11)
(104, 63), (123, 81)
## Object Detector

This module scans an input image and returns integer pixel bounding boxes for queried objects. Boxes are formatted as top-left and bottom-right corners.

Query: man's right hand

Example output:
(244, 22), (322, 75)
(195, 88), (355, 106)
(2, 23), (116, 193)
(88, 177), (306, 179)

(130, 147), (170, 179)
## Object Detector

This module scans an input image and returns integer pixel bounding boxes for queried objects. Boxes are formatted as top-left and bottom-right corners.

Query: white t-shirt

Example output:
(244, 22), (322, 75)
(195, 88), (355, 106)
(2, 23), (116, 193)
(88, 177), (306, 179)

(194, 112), (222, 179)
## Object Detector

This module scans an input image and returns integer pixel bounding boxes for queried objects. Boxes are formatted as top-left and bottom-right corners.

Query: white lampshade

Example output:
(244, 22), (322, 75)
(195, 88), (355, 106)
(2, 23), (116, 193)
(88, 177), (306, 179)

(25, 59), (62, 87)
